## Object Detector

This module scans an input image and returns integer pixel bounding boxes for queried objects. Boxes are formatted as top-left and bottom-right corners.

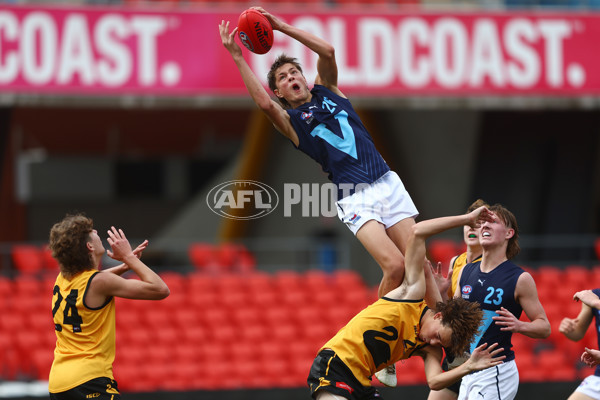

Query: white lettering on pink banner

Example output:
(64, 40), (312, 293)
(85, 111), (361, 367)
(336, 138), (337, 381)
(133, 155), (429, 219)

(0, 5), (596, 95)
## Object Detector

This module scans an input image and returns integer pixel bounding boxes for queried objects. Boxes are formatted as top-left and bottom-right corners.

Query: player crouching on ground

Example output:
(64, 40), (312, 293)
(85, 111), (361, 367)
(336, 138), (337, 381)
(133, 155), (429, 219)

(308, 207), (505, 400)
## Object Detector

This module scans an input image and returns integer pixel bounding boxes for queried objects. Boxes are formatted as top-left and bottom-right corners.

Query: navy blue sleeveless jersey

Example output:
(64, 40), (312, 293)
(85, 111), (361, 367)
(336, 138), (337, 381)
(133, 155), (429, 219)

(459, 260), (524, 362)
(592, 288), (600, 377)
(286, 85), (390, 200)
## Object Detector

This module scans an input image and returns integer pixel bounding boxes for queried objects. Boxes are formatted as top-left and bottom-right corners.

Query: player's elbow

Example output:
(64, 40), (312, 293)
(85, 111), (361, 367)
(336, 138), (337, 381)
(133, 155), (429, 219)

(322, 44), (336, 61)
(426, 377), (445, 391)
(531, 319), (551, 339)
(541, 322), (551, 339)
(153, 283), (170, 300)
(410, 223), (427, 240)
(256, 96), (273, 112)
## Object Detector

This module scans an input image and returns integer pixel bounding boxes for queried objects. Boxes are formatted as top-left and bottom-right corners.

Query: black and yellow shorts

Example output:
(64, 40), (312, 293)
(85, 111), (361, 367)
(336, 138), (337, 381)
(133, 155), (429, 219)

(307, 349), (381, 400)
(50, 377), (120, 400)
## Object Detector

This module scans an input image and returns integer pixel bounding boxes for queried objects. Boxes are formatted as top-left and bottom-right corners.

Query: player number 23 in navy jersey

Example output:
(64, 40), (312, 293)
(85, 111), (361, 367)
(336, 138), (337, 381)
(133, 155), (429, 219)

(484, 287), (504, 305)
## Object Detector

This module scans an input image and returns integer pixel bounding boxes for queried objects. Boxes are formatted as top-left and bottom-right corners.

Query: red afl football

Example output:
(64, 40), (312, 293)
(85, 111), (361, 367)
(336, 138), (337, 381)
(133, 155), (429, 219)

(237, 9), (273, 55)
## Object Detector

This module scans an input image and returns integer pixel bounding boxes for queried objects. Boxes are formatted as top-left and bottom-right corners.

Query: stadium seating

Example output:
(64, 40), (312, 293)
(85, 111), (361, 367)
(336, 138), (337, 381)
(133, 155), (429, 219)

(11, 245), (45, 276)
(188, 242), (256, 273)
(1, 263), (599, 390)
(428, 239), (463, 269)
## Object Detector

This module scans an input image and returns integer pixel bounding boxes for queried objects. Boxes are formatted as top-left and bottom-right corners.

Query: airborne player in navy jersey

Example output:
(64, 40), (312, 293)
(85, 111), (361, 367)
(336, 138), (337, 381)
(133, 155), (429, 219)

(219, 8), (419, 385)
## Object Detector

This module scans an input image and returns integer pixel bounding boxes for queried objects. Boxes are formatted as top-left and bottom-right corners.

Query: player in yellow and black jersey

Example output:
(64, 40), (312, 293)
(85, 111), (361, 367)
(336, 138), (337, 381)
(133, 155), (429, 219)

(429, 199), (488, 400)
(307, 207), (506, 400)
(49, 214), (170, 400)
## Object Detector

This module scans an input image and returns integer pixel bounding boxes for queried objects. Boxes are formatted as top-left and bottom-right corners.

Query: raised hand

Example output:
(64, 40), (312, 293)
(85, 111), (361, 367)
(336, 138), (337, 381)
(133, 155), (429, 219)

(133, 239), (149, 259)
(467, 206), (495, 229)
(106, 226), (134, 261)
(250, 6), (284, 31)
(219, 20), (242, 58)
(431, 261), (451, 296)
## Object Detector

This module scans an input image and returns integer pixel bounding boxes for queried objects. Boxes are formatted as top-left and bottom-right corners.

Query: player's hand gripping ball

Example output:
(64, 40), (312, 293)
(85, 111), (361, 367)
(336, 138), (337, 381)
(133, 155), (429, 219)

(237, 9), (273, 55)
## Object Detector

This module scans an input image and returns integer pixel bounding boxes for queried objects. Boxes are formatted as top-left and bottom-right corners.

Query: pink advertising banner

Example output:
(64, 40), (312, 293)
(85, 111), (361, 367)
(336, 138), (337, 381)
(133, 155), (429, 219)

(0, 4), (599, 96)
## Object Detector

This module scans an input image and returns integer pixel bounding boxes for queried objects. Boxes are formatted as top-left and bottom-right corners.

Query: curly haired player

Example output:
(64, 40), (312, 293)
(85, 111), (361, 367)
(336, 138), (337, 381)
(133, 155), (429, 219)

(307, 207), (505, 400)
(48, 214), (170, 400)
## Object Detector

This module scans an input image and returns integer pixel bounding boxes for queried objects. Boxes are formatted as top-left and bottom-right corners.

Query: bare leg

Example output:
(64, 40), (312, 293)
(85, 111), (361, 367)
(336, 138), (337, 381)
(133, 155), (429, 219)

(428, 388), (458, 400)
(567, 391), (596, 400)
(316, 391), (349, 400)
(356, 220), (405, 297)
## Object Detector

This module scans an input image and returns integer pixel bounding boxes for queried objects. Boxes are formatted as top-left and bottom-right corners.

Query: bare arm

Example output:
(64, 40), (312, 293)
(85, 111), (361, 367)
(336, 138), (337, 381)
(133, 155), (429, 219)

(218, 19), (298, 145)
(559, 301), (593, 341)
(421, 343), (505, 391)
(386, 207), (494, 301)
(424, 260), (443, 308)
(574, 290), (600, 310)
(582, 348), (600, 367)
(255, 7), (341, 94)
(493, 273), (550, 339)
(101, 239), (148, 276)
(87, 227), (169, 306)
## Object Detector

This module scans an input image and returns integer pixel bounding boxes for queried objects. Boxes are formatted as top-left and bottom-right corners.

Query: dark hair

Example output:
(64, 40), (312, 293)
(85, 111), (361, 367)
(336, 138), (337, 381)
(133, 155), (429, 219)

(467, 198), (489, 213)
(488, 204), (520, 259)
(437, 298), (483, 356)
(49, 213), (94, 277)
(267, 53), (304, 108)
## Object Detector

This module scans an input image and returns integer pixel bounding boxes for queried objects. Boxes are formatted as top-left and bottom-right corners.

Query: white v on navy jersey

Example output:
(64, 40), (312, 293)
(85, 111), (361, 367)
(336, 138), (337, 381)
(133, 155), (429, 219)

(286, 85), (390, 200)
(459, 260), (524, 362)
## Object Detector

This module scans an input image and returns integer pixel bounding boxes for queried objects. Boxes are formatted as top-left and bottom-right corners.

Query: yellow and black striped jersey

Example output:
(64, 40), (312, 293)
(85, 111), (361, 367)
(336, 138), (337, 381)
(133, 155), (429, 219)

(448, 252), (482, 298)
(49, 270), (116, 393)
(321, 297), (428, 386)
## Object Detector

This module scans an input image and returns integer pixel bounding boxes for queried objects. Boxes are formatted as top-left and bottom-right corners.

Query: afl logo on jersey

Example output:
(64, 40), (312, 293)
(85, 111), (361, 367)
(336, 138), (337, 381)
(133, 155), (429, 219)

(300, 111), (314, 124)
(461, 285), (473, 299)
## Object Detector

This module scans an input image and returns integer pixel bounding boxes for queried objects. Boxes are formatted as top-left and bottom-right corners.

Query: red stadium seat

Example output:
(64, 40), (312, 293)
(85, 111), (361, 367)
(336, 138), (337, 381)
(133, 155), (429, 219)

(312, 290), (339, 307)
(394, 357), (426, 385)
(263, 305), (294, 327)
(279, 286), (310, 306)
(11, 245), (44, 275)
(31, 348), (53, 380)
(563, 265), (591, 288)
(245, 271), (274, 292)
(332, 269), (366, 290)
(251, 289), (278, 308)
(274, 270), (303, 289)
(41, 245), (60, 272)
(535, 265), (563, 288)
(188, 243), (217, 272)
(428, 239), (460, 268)
(304, 269), (331, 291)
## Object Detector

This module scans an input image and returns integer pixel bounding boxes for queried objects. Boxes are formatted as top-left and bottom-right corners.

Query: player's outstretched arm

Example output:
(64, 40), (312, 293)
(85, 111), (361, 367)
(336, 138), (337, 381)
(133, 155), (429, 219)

(218, 19), (296, 143)
(422, 343), (505, 391)
(252, 7), (340, 94)
(88, 227), (170, 303)
(403, 207), (495, 290)
(102, 239), (148, 276)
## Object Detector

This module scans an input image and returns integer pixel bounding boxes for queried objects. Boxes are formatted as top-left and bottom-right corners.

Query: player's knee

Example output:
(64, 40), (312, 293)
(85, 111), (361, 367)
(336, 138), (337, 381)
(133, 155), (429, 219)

(381, 258), (405, 281)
